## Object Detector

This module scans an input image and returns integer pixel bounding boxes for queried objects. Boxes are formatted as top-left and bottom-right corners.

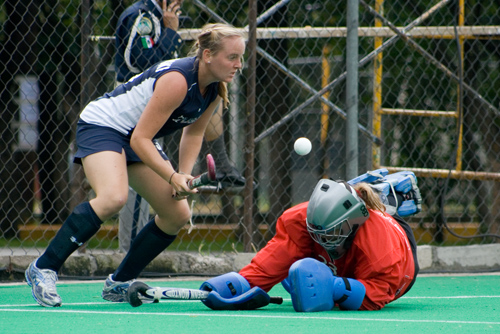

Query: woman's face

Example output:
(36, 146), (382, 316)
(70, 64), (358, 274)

(207, 36), (245, 83)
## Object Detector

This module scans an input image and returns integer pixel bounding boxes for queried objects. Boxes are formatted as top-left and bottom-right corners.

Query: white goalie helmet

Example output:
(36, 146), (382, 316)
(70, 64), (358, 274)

(306, 179), (370, 259)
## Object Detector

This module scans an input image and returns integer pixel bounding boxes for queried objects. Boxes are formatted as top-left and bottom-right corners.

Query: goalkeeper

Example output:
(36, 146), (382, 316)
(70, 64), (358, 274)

(199, 170), (420, 311)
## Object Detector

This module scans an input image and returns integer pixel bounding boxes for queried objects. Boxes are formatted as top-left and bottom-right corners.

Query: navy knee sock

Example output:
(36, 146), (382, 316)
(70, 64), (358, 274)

(113, 219), (176, 282)
(206, 135), (232, 171)
(37, 202), (103, 272)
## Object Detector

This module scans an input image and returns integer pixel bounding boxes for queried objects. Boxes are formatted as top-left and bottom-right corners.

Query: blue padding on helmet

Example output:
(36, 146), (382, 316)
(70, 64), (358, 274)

(332, 277), (366, 310)
(200, 272), (251, 299)
(202, 287), (271, 310)
(288, 258), (335, 312)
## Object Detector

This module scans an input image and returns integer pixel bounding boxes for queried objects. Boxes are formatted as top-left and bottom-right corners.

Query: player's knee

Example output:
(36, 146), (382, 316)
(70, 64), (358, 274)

(157, 206), (191, 231)
(174, 209), (192, 228)
(109, 193), (128, 210)
(93, 192), (128, 217)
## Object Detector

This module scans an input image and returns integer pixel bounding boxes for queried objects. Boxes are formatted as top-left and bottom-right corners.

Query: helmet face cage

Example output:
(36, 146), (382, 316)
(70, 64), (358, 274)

(306, 179), (369, 258)
(307, 218), (352, 251)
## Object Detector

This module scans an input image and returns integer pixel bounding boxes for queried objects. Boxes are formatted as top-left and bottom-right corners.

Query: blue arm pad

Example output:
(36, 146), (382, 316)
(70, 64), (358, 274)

(332, 277), (366, 310)
(288, 258), (335, 312)
(202, 287), (271, 310)
(200, 272), (251, 299)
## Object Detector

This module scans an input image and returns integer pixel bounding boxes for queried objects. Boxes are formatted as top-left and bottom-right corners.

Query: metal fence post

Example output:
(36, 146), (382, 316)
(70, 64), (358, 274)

(243, 0), (258, 252)
(346, 0), (359, 179)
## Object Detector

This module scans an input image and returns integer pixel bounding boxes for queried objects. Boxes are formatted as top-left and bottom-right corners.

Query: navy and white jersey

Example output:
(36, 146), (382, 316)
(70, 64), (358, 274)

(80, 57), (219, 139)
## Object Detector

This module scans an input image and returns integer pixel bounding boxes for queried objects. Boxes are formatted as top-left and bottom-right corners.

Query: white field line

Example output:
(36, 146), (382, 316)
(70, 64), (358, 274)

(0, 300), (202, 307)
(2, 294), (500, 308)
(1, 294), (500, 308)
(0, 307), (499, 326)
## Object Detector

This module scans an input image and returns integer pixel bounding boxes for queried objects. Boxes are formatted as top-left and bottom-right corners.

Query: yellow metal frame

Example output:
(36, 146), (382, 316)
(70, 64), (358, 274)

(371, 0), (500, 181)
(321, 45), (332, 179)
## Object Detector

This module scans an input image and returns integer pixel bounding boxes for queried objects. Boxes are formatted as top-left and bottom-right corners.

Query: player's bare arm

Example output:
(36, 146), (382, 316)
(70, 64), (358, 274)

(177, 97), (222, 175)
(131, 71), (187, 185)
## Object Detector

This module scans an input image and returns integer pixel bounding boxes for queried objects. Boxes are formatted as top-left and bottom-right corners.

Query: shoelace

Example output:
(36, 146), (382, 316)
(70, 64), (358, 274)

(38, 270), (58, 291)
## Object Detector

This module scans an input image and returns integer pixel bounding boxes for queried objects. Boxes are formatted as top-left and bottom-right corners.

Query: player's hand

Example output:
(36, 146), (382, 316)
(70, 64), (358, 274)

(162, 0), (182, 31)
(170, 172), (196, 200)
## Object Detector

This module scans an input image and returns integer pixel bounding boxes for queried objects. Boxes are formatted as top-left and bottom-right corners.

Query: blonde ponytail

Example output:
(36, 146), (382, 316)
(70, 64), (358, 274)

(353, 183), (386, 213)
(218, 82), (228, 109)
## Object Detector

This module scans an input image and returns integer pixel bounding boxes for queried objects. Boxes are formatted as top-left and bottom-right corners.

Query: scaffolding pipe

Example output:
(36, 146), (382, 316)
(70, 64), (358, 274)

(255, 0), (451, 144)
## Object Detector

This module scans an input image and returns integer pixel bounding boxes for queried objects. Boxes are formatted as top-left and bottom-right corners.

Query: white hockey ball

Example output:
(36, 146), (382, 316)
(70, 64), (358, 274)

(294, 137), (312, 156)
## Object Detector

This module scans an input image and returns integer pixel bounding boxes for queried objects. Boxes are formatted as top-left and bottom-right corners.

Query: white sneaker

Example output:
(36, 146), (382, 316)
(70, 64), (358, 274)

(25, 259), (62, 307)
(102, 274), (135, 302)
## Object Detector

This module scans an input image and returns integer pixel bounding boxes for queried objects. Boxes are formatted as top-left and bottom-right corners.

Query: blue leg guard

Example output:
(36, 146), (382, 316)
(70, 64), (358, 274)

(288, 258), (366, 312)
(385, 171), (415, 193)
(381, 171), (422, 216)
(348, 170), (422, 217)
(347, 168), (388, 186)
(288, 258), (335, 312)
(369, 171), (414, 196)
(394, 171), (422, 215)
(398, 200), (418, 216)
(281, 276), (292, 294)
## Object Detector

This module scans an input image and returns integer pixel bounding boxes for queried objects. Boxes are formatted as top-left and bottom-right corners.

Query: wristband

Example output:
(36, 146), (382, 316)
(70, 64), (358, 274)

(168, 172), (177, 184)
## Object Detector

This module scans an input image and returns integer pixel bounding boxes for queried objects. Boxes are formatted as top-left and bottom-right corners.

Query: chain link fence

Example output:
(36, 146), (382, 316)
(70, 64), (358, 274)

(1, 0), (499, 259)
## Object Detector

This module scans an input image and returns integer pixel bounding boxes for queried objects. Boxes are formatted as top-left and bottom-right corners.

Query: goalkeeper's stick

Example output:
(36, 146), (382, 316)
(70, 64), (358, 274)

(127, 281), (283, 307)
(187, 153), (216, 189)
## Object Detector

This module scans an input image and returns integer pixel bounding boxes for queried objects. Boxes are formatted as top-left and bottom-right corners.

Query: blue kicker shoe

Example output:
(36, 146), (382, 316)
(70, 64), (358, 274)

(25, 259), (62, 307)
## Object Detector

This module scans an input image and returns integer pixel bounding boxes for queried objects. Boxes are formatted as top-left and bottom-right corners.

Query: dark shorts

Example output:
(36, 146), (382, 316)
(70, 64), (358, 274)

(74, 121), (168, 165)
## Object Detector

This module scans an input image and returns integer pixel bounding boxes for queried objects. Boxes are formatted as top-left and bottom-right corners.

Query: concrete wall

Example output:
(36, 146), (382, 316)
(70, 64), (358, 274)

(2, 244), (500, 281)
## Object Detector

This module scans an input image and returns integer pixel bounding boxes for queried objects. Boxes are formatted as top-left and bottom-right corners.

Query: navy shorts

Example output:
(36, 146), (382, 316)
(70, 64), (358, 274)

(74, 121), (168, 165)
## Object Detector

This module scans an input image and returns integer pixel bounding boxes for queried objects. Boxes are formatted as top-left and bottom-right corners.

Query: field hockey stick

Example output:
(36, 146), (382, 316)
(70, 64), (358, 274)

(127, 281), (284, 307)
(187, 153), (217, 189)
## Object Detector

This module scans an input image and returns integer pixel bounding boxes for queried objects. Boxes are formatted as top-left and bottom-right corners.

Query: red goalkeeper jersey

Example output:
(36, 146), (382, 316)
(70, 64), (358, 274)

(239, 202), (416, 310)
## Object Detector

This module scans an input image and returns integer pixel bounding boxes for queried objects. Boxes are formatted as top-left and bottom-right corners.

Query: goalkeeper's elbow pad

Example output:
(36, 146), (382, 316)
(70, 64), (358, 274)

(332, 276), (366, 310)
